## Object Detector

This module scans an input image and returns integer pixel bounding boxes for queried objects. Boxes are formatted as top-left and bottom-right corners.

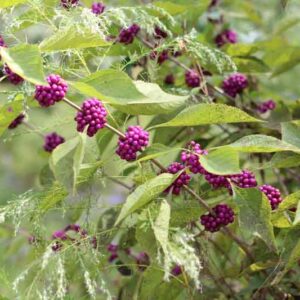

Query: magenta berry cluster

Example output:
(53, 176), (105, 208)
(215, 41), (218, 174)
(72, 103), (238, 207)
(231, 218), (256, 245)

(154, 26), (168, 39)
(171, 265), (182, 276)
(91, 2), (105, 15)
(75, 98), (107, 137)
(165, 162), (191, 195)
(150, 50), (169, 65)
(164, 74), (175, 85)
(61, 0), (79, 8)
(43, 132), (65, 152)
(136, 252), (150, 271)
(118, 24), (140, 45)
(257, 100), (276, 113)
(222, 73), (248, 98)
(215, 29), (237, 48)
(181, 141), (207, 174)
(230, 170), (257, 188)
(185, 69), (200, 88)
(116, 126), (149, 161)
(259, 184), (283, 210)
(204, 171), (231, 190)
(4, 64), (24, 85)
(34, 74), (68, 107)
(200, 204), (234, 232)
(0, 35), (6, 48)
(8, 113), (25, 129)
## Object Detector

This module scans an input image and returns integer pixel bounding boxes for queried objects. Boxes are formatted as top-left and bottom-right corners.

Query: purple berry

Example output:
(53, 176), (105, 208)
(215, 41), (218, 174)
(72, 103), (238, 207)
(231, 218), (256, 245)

(52, 230), (67, 240)
(171, 265), (182, 276)
(229, 170), (257, 188)
(107, 243), (118, 253)
(215, 29), (237, 48)
(109, 253), (118, 262)
(257, 100), (276, 114)
(116, 126), (149, 161)
(43, 132), (65, 152)
(200, 204), (234, 232)
(118, 24), (140, 45)
(34, 74), (68, 107)
(64, 224), (81, 232)
(222, 73), (248, 98)
(61, 0), (79, 8)
(75, 98), (107, 137)
(136, 252), (150, 271)
(185, 69), (200, 88)
(165, 162), (191, 195)
(154, 26), (168, 39)
(150, 50), (169, 65)
(91, 2), (105, 15)
(164, 74), (175, 85)
(181, 141), (208, 174)
(259, 184), (283, 210)
(8, 113), (25, 129)
(4, 64), (24, 85)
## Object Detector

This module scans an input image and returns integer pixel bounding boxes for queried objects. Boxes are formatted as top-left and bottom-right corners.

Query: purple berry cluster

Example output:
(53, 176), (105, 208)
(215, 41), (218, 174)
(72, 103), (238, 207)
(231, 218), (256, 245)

(215, 29), (237, 48)
(259, 184), (283, 210)
(165, 162), (191, 195)
(154, 26), (168, 39)
(222, 73), (248, 98)
(107, 243), (119, 262)
(150, 50), (169, 65)
(8, 113), (25, 129)
(257, 100), (276, 114)
(185, 69), (200, 88)
(43, 132), (65, 152)
(0, 35), (6, 48)
(61, 0), (79, 8)
(230, 170), (257, 188)
(34, 74), (68, 107)
(181, 141), (207, 174)
(164, 74), (175, 85)
(116, 126), (149, 161)
(118, 24), (140, 45)
(91, 2), (105, 15)
(135, 252), (150, 271)
(200, 204), (234, 232)
(75, 98), (107, 137)
(204, 172), (231, 190)
(3, 64), (24, 85)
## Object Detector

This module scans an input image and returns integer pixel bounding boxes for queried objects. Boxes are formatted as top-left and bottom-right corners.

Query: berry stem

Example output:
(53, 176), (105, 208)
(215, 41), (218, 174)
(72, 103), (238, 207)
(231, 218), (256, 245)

(105, 123), (126, 138)
(63, 97), (82, 111)
(23, 121), (45, 138)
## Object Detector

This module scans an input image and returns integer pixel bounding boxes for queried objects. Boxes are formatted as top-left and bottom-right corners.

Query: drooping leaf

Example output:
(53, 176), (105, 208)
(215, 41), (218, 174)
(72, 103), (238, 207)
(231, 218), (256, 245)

(150, 103), (261, 128)
(0, 45), (46, 85)
(39, 26), (110, 52)
(225, 43), (260, 56)
(222, 135), (300, 154)
(233, 57), (270, 73)
(73, 133), (86, 192)
(115, 173), (177, 225)
(269, 152), (300, 168)
(0, 97), (23, 136)
(199, 148), (240, 175)
(232, 187), (277, 252)
(153, 200), (170, 253)
(281, 122), (300, 148)
(71, 71), (187, 115)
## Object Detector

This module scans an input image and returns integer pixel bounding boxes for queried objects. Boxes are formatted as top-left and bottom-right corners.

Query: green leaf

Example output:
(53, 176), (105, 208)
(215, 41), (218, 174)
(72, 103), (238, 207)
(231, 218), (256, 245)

(222, 135), (300, 154)
(233, 187), (277, 252)
(225, 43), (259, 56)
(0, 97), (23, 136)
(233, 57), (270, 73)
(271, 212), (292, 228)
(137, 144), (179, 162)
(0, 45), (45, 85)
(170, 201), (203, 226)
(37, 182), (68, 215)
(73, 133), (86, 192)
(0, 0), (26, 8)
(199, 148), (240, 175)
(115, 174), (177, 225)
(76, 161), (103, 185)
(153, 200), (170, 253)
(150, 103), (261, 128)
(71, 70), (187, 115)
(39, 26), (110, 52)
(269, 152), (300, 168)
(281, 122), (300, 148)
(153, 1), (187, 15)
(274, 16), (300, 35)
(277, 190), (300, 212)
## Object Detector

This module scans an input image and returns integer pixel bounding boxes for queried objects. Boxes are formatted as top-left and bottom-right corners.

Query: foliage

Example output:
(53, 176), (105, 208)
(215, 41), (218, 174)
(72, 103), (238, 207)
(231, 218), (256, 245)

(1, 0), (300, 299)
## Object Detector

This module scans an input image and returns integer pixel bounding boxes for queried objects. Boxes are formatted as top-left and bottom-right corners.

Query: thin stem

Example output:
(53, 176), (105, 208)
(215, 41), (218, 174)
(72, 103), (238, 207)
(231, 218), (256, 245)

(63, 97), (81, 111)
(107, 176), (132, 190)
(105, 123), (126, 138)
(23, 121), (45, 138)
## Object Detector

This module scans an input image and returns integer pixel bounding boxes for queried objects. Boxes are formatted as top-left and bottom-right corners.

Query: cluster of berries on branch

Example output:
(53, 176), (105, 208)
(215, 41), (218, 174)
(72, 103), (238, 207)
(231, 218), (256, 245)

(118, 24), (140, 45)
(61, 0), (79, 8)
(257, 100), (276, 114)
(8, 113), (25, 129)
(215, 29), (237, 47)
(3, 64), (23, 85)
(43, 132), (65, 152)
(259, 184), (283, 210)
(222, 73), (248, 98)
(91, 2), (105, 15)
